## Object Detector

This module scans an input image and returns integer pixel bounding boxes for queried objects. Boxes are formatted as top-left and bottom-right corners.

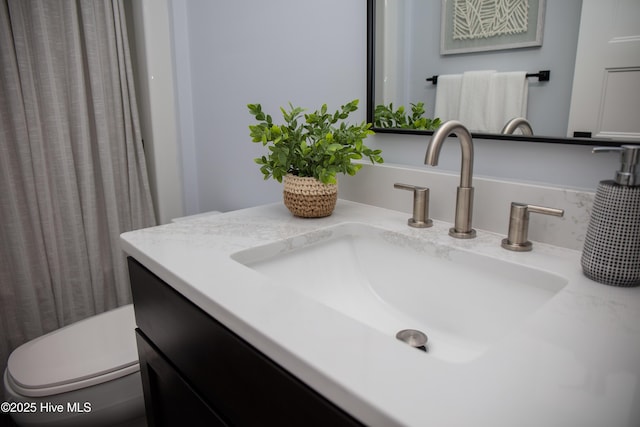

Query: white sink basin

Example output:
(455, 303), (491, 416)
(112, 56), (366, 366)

(231, 223), (567, 363)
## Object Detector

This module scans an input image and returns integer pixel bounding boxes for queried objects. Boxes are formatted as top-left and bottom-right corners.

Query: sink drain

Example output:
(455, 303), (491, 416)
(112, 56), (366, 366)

(396, 329), (428, 352)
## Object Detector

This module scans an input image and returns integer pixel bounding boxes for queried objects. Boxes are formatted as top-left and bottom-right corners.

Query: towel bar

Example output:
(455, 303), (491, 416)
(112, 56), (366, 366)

(426, 70), (550, 85)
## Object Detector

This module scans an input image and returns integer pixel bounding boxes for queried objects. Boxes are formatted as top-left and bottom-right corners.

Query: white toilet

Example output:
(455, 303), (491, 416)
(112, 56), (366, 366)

(3, 305), (146, 427)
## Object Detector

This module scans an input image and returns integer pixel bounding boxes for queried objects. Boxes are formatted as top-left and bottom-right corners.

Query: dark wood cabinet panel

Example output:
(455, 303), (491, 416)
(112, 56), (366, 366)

(136, 331), (228, 427)
(128, 257), (364, 427)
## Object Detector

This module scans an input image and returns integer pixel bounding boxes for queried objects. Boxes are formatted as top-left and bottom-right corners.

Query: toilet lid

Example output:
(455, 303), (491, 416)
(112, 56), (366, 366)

(7, 304), (140, 397)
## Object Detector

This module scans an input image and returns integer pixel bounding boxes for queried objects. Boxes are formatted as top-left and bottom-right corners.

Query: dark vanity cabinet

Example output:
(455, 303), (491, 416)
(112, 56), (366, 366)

(128, 257), (364, 427)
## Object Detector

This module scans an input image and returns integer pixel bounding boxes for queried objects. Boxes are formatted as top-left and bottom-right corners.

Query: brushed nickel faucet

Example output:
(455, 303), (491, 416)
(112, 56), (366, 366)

(501, 118), (533, 136)
(501, 202), (564, 251)
(424, 120), (476, 238)
(393, 183), (433, 228)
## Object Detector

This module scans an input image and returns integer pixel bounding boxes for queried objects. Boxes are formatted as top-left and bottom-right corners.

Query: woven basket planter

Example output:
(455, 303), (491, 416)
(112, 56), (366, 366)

(283, 174), (337, 218)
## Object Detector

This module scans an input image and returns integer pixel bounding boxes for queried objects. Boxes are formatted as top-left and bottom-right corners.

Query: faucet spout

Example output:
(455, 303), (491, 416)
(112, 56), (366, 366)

(424, 120), (474, 188)
(501, 117), (533, 136)
(424, 120), (476, 238)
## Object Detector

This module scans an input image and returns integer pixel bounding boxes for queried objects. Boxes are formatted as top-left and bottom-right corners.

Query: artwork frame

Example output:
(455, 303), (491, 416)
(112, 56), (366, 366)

(440, 0), (546, 55)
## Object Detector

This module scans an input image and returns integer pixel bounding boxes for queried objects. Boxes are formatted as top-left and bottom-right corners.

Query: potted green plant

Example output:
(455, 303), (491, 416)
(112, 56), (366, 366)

(374, 102), (442, 130)
(248, 99), (383, 217)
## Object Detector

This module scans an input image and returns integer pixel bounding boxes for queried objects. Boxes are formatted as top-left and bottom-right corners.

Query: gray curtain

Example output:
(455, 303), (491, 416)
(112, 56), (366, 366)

(0, 0), (156, 382)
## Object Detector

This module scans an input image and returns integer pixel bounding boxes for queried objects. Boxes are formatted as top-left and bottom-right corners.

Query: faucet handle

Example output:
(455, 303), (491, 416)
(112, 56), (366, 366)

(501, 202), (564, 251)
(394, 183), (433, 228)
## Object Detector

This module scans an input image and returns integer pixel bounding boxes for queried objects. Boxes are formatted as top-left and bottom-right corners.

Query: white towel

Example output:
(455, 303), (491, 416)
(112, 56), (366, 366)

(486, 72), (528, 133)
(458, 70), (496, 132)
(434, 74), (462, 122)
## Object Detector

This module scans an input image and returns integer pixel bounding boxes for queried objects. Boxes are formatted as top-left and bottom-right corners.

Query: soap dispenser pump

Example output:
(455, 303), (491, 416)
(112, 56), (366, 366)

(581, 145), (640, 287)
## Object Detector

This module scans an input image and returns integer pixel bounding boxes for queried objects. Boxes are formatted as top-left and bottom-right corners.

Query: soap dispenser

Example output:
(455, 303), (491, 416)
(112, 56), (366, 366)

(581, 145), (640, 287)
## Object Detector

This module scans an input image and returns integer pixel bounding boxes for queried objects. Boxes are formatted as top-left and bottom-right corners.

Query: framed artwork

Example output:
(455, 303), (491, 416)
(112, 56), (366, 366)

(441, 0), (546, 55)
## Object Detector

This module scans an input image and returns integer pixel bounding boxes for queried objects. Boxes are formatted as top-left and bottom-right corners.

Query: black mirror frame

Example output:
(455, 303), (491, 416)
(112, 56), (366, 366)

(365, 0), (622, 147)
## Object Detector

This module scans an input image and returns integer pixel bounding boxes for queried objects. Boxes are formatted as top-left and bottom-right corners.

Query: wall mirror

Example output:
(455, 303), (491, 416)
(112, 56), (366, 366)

(366, 0), (635, 146)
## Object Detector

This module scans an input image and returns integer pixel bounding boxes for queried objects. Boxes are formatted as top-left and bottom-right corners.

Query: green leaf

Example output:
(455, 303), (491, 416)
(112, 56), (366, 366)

(248, 99), (383, 183)
(373, 102), (440, 130)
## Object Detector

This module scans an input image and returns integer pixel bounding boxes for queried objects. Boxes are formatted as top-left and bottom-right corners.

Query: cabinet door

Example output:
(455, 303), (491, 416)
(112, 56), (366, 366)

(136, 331), (228, 427)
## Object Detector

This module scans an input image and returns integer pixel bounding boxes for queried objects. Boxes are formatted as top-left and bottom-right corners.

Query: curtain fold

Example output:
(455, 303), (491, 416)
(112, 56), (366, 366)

(0, 0), (156, 383)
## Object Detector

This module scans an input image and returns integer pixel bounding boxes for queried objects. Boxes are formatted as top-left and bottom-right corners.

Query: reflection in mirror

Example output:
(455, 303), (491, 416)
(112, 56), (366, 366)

(366, 0), (632, 145)
(373, 102), (441, 130)
(502, 118), (534, 136)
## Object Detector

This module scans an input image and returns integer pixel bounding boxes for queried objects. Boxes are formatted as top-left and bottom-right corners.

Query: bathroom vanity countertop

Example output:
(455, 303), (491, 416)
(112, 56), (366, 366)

(121, 200), (640, 427)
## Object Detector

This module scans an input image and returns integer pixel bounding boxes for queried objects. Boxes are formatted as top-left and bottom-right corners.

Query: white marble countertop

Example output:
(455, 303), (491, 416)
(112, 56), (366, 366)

(120, 200), (640, 427)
